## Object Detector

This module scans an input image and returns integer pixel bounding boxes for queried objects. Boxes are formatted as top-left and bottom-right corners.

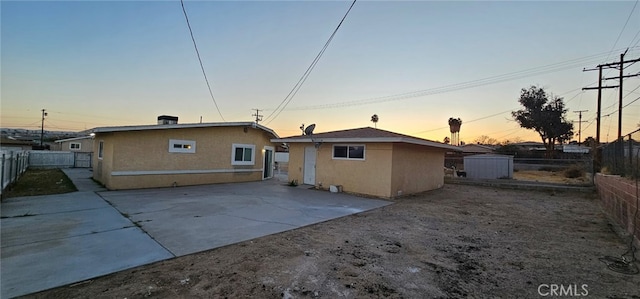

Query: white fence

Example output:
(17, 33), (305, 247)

(28, 151), (75, 168)
(1, 151), (29, 196)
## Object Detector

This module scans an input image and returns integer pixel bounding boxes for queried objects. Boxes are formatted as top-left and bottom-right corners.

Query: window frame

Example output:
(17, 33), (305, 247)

(169, 139), (196, 154)
(69, 142), (81, 150)
(98, 141), (104, 159)
(332, 144), (366, 160)
(231, 143), (256, 165)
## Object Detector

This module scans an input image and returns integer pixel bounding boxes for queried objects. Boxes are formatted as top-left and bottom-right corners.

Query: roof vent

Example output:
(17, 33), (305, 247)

(157, 115), (178, 125)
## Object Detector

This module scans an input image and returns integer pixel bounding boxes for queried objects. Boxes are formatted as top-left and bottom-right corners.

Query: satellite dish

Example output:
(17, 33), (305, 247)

(304, 124), (316, 136)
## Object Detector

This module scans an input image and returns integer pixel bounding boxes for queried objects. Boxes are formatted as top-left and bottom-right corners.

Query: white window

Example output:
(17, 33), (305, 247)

(232, 144), (255, 165)
(169, 139), (196, 153)
(70, 143), (81, 150)
(333, 145), (365, 160)
(98, 141), (104, 159)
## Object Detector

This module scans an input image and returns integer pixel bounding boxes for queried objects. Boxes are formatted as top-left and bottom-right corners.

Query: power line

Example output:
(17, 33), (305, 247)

(281, 50), (619, 111)
(180, 0), (226, 121)
(605, 0), (638, 62)
(264, 0), (357, 125)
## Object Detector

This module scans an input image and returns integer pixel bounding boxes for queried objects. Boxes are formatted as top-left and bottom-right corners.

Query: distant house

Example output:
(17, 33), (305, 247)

(92, 121), (279, 190)
(461, 144), (496, 154)
(561, 144), (590, 154)
(53, 136), (94, 152)
(271, 127), (461, 199)
(0, 137), (34, 152)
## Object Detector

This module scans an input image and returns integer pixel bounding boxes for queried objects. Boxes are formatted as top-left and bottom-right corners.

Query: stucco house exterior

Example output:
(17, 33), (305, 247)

(272, 127), (460, 199)
(53, 136), (94, 152)
(92, 122), (278, 190)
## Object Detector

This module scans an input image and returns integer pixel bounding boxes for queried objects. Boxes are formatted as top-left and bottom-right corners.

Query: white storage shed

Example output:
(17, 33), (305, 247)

(463, 154), (514, 179)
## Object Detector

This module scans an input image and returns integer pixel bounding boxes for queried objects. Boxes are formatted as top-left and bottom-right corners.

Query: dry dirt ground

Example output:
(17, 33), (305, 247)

(27, 184), (639, 299)
(513, 170), (591, 185)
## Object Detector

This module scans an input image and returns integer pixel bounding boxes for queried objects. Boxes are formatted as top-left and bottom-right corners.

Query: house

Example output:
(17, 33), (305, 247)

(0, 137), (34, 152)
(271, 127), (461, 199)
(53, 136), (94, 152)
(461, 144), (496, 154)
(92, 121), (279, 190)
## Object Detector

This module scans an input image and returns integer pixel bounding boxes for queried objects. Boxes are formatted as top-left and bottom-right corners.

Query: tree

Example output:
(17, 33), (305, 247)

(371, 114), (379, 128)
(583, 136), (597, 148)
(443, 136), (450, 144)
(512, 86), (573, 156)
(473, 135), (499, 145)
(448, 117), (462, 146)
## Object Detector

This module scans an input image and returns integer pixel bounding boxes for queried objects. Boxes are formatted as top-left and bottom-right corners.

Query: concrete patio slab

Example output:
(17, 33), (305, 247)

(1, 192), (173, 299)
(1, 170), (390, 298)
(101, 180), (392, 257)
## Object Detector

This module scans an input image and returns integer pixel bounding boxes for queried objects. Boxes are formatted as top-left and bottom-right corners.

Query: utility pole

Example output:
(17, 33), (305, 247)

(617, 51), (625, 140)
(582, 66), (617, 146)
(252, 109), (263, 124)
(573, 110), (588, 145)
(583, 54), (640, 143)
(583, 51), (640, 172)
(40, 109), (47, 147)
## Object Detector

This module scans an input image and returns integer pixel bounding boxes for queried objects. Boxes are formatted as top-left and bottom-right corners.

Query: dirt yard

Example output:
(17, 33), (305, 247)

(27, 184), (639, 298)
(513, 170), (592, 185)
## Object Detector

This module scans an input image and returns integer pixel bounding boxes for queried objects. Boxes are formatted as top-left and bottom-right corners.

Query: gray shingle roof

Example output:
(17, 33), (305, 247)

(272, 127), (461, 151)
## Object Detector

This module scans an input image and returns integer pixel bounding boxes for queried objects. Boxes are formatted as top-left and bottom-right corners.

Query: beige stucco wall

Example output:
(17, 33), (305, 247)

(56, 138), (94, 152)
(390, 143), (445, 196)
(288, 142), (394, 198)
(287, 142), (445, 199)
(288, 144), (305, 184)
(93, 126), (275, 190)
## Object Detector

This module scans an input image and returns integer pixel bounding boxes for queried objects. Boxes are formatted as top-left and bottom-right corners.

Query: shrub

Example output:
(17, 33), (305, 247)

(564, 165), (585, 178)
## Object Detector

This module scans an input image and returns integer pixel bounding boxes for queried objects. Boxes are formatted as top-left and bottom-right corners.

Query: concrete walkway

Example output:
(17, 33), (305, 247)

(1, 169), (391, 298)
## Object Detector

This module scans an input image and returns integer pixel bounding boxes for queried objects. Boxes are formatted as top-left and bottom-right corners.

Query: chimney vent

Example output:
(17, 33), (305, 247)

(157, 115), (178, 125)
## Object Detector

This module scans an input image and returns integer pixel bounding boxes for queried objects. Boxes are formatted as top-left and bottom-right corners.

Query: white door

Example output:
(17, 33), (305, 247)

(303, 146), (316, 185)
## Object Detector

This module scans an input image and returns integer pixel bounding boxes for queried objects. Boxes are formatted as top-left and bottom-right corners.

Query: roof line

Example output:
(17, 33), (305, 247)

(91, 122), (279, 138)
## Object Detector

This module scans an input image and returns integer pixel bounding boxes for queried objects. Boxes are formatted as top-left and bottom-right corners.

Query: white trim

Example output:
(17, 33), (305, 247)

(232, 143), (256, 165)
(55, 136), (93, 143)
(111, 169), (262, 176)
(169, 139), (196, 153)
(332, 144), (366, 160)
(263, 145), (275, 180)
(69, 142), (81, 150)
(92, 122), (278, 138)
(271, 137), (460, 151)
(98, 140), (104, 159)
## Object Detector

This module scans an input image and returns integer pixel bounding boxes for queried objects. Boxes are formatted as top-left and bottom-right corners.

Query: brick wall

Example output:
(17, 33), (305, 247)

(595, 173), (640, 247)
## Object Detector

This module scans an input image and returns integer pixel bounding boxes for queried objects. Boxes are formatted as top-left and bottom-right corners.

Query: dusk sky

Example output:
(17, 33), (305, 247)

(2, 1), (639, 143)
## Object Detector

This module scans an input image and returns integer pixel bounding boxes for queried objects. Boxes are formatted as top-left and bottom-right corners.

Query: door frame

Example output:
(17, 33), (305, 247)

(263, 146), (274, 180)
(303, 146), (316, 185)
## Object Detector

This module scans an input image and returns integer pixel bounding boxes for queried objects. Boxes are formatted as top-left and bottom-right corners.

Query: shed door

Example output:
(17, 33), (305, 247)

(303, 146), (316, 185)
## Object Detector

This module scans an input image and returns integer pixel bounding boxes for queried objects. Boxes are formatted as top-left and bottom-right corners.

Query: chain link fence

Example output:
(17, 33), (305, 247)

(601, 128), (640, 178)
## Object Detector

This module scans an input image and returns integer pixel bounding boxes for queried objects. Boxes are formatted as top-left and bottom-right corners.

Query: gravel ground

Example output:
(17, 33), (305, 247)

(26, 184), (640, 298)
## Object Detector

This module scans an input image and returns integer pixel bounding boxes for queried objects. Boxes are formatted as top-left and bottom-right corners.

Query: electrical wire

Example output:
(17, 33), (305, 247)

(281, 51), (615, 111)
(263, 0), (357, 125)
(180, 0), (226, 121)
(604, 0), (638, 62)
